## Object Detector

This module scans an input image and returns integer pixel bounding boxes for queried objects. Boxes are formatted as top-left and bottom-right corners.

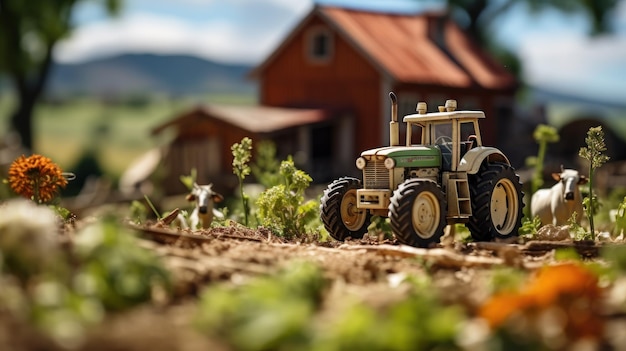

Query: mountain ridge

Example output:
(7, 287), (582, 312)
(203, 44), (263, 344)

(47, 53), (257, 98)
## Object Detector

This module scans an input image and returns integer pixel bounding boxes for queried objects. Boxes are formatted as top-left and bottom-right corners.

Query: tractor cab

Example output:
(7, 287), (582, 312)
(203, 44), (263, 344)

(403, 99), (484, 172)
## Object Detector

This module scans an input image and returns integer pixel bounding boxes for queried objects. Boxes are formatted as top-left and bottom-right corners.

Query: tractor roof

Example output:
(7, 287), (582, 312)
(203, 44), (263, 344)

(403, 110), (485, 123)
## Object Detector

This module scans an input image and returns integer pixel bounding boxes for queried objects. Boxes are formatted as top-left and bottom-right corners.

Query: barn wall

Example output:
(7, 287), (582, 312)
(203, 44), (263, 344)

(259, 15), (382, 159)
(160, 113), (258, 195)
(392, 84), (515, 147)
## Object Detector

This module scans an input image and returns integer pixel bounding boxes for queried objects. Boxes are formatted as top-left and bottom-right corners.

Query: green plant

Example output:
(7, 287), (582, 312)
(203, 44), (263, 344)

(0, 201), (171, 348)
(0, 199), (65, 283)
(518, 216), (542, 239)
(314, 276), (465, 351)
(143, 194), (161, 219)
(73, 216), (171, 311)
(568, 212), (591, 241)
(367, 216), (394, 240)
(129, 200), (148, 224)
(614, 197), (626, 237)
(251, 140), (281, 188)
(579, 126), (610, 240)
(179, 168), (197, 191)
(194, 261), (326, 351)
(256, 158), (318, 239)
(528, 124), (559, 198)
(232, 137), (253, 226)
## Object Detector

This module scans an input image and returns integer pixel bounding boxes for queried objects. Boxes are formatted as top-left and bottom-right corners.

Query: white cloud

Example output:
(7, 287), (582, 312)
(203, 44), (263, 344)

(519, 34), (626, 102)
(56, 0), (313, 64)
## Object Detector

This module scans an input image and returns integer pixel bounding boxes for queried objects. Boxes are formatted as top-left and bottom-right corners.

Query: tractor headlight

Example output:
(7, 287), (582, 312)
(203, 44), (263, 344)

(384, 157), (395, 169)
(356, 157), (367, 170)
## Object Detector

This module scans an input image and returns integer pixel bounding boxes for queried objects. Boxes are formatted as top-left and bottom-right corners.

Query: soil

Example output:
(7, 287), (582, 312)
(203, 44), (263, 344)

(0, 221), (617, 350)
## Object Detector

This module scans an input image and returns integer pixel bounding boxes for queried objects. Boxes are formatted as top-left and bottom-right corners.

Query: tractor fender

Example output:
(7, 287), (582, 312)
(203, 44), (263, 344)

(458, 147), (510, 174)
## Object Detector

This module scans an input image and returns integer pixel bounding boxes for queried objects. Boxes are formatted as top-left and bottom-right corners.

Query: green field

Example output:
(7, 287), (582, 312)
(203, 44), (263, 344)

(0, 94), (256, 179)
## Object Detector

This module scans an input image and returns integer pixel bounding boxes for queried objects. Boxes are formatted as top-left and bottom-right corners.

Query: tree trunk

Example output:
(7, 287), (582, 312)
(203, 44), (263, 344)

(10, 90), (36, 153)
(8, 42), (55, 153)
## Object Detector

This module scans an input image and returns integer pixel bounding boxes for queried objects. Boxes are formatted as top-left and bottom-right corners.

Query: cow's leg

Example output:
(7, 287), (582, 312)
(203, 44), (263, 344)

(190, 208), (200, 230)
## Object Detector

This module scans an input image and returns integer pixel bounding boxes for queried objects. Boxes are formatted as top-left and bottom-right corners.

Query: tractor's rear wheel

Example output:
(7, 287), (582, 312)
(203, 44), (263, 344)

(467, 162), (524, 241)
(389, 179), (447, 248)
(320, 177), (371, 241)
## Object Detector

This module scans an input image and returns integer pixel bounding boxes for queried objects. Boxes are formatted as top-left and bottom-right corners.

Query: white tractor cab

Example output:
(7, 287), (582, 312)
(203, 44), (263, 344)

(321, 93), (524, 248)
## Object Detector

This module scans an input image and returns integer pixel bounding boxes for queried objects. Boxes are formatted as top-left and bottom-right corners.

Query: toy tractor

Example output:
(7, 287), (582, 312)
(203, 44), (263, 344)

(320, 92), (524, 248)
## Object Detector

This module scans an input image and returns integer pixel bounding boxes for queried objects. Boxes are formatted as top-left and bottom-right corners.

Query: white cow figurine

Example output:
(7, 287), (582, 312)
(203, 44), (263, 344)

(531, 168), (588, 226)
(186, 182), (224, 229)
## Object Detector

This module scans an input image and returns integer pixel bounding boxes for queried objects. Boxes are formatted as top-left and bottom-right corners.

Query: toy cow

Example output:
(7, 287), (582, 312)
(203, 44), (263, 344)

(185, 182), (224, 229)
(531, 167), (588, 226)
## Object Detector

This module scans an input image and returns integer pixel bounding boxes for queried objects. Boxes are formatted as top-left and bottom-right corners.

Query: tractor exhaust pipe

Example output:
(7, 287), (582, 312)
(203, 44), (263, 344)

(389, 92), (399, 146)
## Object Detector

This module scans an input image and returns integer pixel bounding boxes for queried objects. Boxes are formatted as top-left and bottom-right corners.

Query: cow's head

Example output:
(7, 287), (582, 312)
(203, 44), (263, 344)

(552, 167), (588, 201)
(186, 182), (224, 213)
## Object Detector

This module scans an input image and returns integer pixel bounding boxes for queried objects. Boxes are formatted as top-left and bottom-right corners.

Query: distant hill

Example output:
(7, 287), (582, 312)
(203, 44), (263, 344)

(47, 53), (257, 99)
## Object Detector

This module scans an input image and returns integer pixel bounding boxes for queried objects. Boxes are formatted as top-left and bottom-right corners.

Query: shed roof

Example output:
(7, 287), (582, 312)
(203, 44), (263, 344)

(253, 5), (516, 90)
(152, 104), (329, 136)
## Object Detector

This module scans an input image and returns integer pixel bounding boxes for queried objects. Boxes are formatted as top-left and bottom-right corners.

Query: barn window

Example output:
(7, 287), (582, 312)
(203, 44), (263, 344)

(307, 27), (333, 63)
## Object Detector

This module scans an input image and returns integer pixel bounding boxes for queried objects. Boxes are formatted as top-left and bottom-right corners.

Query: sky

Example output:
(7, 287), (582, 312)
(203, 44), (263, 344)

(55, 0), (626, 103)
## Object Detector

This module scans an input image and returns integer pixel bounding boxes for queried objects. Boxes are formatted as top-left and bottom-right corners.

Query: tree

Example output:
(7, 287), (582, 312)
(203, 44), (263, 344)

(0, 0), (121, 152)
(444, 0), (618, 45)
(431, 0), (619, 75)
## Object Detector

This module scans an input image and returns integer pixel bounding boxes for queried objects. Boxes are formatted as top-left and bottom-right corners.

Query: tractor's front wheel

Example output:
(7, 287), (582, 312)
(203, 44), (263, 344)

(467, 162), (524, 241)
(320, 177), (371, 241)
(389, 179), (447, 248)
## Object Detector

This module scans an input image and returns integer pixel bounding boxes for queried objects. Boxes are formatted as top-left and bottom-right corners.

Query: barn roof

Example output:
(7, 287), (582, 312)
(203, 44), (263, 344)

(253, 5), (516, 90)
(151, 104), (329, 136)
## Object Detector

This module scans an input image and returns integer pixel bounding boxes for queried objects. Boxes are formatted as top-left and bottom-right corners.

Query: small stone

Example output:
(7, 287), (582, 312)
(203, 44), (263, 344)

(535, 224), (571, 241)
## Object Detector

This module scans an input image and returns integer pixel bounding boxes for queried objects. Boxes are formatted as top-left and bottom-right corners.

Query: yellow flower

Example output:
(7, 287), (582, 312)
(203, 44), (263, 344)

(8, 154), (68, 203)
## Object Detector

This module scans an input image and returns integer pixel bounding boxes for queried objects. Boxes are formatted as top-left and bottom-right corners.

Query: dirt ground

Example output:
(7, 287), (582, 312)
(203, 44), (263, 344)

(99, 223), (603, 350)
(1, 221), (618, 351)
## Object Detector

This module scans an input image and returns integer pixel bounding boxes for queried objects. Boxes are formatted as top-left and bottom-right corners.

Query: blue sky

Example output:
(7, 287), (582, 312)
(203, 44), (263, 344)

(56, 0), (626, 103)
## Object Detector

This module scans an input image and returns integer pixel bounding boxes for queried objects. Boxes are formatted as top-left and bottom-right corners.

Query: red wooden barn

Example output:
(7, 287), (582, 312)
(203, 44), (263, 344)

(253, 4), (517, 179)
(141, 4), (517, 195)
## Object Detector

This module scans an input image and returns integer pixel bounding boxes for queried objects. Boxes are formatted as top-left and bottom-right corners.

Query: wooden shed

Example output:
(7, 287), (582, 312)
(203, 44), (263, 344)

(149, 104), (333, 195)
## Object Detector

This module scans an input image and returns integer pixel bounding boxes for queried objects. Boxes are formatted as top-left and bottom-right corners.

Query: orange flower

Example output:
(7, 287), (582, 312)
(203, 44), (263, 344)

(479, 263), (604, 340)
(8, 154), (68, 203)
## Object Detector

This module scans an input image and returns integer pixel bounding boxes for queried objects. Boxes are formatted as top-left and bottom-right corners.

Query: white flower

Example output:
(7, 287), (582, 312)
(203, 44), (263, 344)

(0, 199), (60, 273)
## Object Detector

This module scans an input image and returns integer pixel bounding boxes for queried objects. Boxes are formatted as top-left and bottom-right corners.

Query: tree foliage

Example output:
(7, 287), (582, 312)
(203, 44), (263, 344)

(431, 0), (619, 77)
(443, 0), (618, 45)
(0, 0), (121, 151)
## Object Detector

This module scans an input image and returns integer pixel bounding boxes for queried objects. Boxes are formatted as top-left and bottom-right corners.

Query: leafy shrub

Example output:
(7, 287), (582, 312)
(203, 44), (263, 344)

(314, 279), (464, 351)
(252, 140), (281, 188)
(72, 216), (171, 311)
(0, 198), (63, 282)
(194, 261), (326, 351)
(256, 158), (318, 239)
(367, 216), (394, 240)
(194, 262), (465, 351)
(0, 201), (171, 347)
(518, 216), (541, 239)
